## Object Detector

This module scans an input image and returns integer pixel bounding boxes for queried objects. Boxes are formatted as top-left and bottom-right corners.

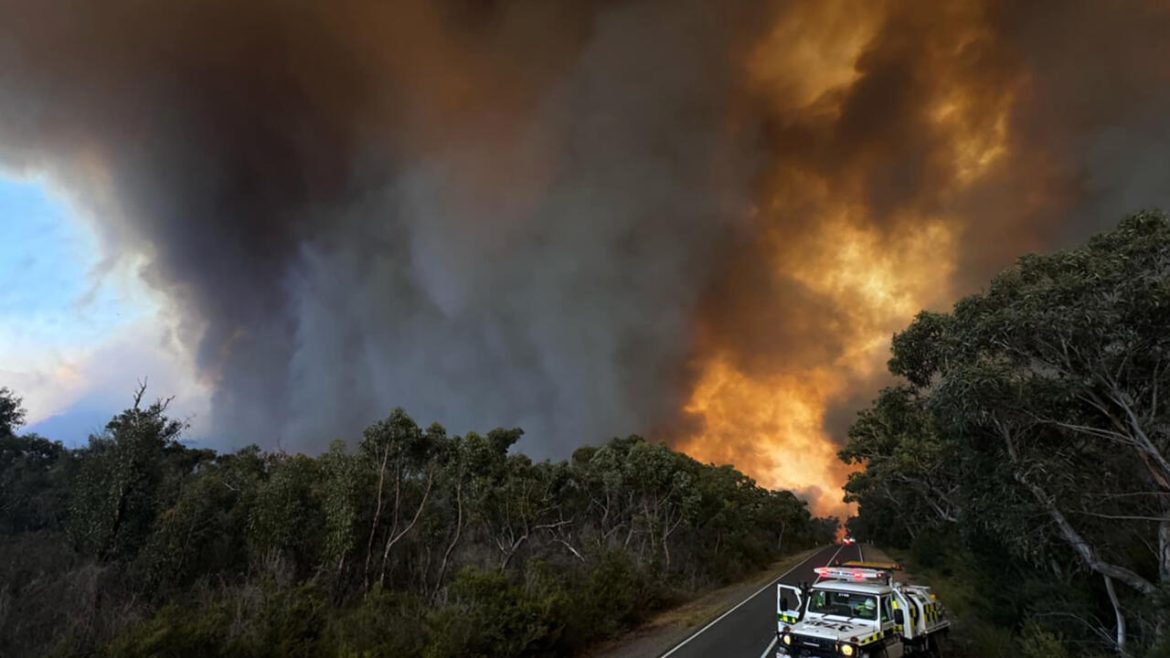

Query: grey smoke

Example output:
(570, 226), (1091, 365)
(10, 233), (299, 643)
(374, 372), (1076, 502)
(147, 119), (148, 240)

(3, 0), (1170, 463)
(0, 0), (768, 455)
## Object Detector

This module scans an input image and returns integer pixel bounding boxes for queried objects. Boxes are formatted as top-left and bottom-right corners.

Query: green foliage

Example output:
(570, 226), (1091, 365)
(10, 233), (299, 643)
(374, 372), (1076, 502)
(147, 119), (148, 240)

(425, 568), (558, 658)
(0, 386), (26, 437)
(0, 388), (826, 657)
(137, 455), (254, 592)
(105, 602), (231, 658)
(0, 391), (71, 535)
(845, 211), (1170, 654)
(319, 439), (364, 581)
(249, 453), (324, 575)
(67, 389), (186, 560)
(1145, 637), (1170, 658)
(105, 581), (328, 658)
(1019, 621), (1071, 658)
(0, 532), (89, 655)
(227, 582), (328, 657)
(329, 587), (428, 657)
(575, 549), (657, 635)
(840, 386), (958, 548)
(0, 434), (71, 533)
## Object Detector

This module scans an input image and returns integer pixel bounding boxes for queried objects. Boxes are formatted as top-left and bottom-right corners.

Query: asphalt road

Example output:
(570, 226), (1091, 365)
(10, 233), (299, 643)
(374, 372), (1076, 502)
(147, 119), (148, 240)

(660, 542), (866, 658)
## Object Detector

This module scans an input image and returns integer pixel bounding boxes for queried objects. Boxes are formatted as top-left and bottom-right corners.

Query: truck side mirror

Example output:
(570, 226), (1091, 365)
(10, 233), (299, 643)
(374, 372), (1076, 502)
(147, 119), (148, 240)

(894, 609), (904, 625)
(780, 595), (791, 610)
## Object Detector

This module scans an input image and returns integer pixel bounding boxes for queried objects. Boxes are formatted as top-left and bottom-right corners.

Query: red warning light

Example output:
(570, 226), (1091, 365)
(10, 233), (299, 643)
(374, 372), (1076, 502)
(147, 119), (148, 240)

(816, 566), (889, 583)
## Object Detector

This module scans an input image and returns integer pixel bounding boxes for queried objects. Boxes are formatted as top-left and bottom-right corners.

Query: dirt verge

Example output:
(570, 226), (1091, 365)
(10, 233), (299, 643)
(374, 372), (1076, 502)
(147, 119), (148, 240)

(584, 547), (823, 658)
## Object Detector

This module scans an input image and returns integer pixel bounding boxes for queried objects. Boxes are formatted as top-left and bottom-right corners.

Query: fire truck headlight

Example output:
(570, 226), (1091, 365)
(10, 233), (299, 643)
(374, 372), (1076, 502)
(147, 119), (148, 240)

(782, 633), (792, 646)
(839, 643), (855, 656)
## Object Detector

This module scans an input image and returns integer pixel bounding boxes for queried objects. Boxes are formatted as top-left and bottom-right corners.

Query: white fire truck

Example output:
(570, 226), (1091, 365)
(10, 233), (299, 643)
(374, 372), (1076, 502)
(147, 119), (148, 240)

(776, 561), (950, 658)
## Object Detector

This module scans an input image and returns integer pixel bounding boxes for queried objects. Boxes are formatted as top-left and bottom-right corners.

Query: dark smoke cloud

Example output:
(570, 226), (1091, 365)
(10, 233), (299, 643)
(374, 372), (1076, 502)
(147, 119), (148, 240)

(0, 0), (770, 454)
(3, 0), (1170, 470)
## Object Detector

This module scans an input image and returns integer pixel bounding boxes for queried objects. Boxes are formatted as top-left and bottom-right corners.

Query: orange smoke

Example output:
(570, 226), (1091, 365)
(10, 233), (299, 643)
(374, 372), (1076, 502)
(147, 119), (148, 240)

(675, 0), (1015, 518)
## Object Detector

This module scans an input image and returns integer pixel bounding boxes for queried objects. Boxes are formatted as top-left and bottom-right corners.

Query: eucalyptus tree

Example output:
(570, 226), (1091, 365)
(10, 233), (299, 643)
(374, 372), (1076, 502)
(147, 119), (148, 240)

(840, 386), (960, 538)
(249, 452), (324, 577)
(854, 211), (1170, 650)
(0, 387), (24, 438)
(358, 408), (444, 589)
(67, 384), (185, 560)
(0, 389), (68, 535)
(319, 439), (365, 583)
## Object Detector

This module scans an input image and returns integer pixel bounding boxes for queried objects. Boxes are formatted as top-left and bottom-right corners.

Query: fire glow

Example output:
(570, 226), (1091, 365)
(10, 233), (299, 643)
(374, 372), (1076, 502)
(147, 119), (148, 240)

(679, 222), (957, 518)
(675, 0), (1017, 517)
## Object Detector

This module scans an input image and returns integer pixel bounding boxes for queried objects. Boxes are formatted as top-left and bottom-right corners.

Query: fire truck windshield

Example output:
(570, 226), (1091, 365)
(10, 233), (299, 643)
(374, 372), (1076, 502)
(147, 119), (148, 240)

(807, 591), (878, 620)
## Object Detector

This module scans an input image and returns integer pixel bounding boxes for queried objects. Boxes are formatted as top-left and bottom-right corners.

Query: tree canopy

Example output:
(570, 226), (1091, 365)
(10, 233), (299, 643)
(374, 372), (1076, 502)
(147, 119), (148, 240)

(0, 386), (25, 437)
(842, 211), (1170, 655)
(0, 389), (833, 657)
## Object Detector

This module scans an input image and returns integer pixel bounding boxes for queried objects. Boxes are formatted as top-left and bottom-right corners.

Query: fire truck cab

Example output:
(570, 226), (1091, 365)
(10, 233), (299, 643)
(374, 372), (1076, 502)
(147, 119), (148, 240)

(776, 562), (949, 658)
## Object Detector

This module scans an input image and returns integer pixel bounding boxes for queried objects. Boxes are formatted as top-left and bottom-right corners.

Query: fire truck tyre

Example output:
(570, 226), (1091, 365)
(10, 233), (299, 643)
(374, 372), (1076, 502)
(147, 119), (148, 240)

(867, 648), (889, 658)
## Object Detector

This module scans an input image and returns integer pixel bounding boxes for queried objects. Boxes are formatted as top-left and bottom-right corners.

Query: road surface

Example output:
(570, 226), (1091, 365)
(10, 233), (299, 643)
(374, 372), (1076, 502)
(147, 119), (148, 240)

(660, 542), (865, 658)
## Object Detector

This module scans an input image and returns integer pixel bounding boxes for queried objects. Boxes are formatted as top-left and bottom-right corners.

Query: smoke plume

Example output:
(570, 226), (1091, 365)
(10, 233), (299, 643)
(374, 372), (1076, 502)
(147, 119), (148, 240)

(2, 0), (1169, 514)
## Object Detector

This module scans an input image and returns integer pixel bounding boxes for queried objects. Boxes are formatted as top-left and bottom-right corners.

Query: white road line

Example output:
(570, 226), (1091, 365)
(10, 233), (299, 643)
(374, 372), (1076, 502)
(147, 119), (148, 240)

(761, 542), (849, 658)
(759, 634), (778, 658)
(659, 546), (832, 658)
(814, 540), (842, 580)
(858, 543), (865, 562)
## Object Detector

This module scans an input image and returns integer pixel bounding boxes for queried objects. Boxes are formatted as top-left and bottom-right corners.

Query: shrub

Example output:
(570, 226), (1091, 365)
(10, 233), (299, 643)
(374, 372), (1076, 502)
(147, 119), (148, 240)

(425, 568), (558, 658)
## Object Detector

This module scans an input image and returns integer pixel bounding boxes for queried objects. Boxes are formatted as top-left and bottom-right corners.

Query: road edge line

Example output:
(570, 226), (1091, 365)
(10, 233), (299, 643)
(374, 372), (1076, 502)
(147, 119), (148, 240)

(659, 546), (830, 658)
(759, 634), (779, 658)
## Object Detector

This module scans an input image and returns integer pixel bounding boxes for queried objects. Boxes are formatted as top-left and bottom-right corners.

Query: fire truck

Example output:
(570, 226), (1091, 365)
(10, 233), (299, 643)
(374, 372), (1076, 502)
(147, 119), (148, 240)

(776, 561), (950, 658)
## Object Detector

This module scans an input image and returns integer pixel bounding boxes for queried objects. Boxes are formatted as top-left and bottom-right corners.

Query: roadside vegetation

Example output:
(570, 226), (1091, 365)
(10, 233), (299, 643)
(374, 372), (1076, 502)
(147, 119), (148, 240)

(842, 211), (1170, 657)
(0, 386), (834, 657)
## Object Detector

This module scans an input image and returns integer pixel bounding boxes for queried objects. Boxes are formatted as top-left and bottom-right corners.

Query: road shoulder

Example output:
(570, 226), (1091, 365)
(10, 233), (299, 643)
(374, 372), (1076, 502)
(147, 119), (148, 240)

(584, 547), (822, 658)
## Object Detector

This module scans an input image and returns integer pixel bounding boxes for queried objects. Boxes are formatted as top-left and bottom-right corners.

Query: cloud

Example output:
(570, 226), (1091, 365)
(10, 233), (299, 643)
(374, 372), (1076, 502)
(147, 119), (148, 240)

(13, 315), (211, 445)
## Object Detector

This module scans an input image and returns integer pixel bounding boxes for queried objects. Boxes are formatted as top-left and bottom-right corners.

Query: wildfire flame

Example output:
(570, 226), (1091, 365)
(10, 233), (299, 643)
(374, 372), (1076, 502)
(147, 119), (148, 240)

(3, 0), (1165, 513)
(678, 221), (957, 518)
(675, 0), (1014, 518)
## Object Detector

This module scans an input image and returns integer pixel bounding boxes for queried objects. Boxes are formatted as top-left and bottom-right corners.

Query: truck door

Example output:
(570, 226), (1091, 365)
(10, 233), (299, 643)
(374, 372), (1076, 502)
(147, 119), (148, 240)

(879, 597), (905, 658)
(777, 584), (803, 631)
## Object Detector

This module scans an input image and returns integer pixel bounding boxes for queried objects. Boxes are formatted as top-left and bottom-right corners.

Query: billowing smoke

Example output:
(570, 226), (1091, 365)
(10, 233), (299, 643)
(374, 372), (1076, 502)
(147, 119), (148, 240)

(0, 0), (769, 454)
(2, 0), (1170, 511)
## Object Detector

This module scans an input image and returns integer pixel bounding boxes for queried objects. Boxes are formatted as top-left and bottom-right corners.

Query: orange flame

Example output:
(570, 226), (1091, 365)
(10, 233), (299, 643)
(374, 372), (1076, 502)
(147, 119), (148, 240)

(678, 221), (957, 518)
(675, 0), (1015, 518)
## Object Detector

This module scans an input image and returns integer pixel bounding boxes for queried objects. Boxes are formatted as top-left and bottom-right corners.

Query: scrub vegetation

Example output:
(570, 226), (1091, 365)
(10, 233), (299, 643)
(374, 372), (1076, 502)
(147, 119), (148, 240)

(0, 387), (834, 657)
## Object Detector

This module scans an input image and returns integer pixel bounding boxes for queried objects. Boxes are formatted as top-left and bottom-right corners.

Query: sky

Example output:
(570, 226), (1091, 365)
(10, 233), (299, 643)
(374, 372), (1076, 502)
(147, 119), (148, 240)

(0, 174), (210, 445)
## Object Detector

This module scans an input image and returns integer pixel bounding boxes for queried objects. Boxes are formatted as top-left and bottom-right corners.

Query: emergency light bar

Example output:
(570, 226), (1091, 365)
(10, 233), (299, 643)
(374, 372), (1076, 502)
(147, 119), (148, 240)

(814, 566), (890, 582)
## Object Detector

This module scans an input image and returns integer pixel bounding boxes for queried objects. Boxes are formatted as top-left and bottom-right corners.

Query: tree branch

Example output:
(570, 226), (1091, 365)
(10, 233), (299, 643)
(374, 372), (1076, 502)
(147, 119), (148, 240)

(998, 420), (1157, 596)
